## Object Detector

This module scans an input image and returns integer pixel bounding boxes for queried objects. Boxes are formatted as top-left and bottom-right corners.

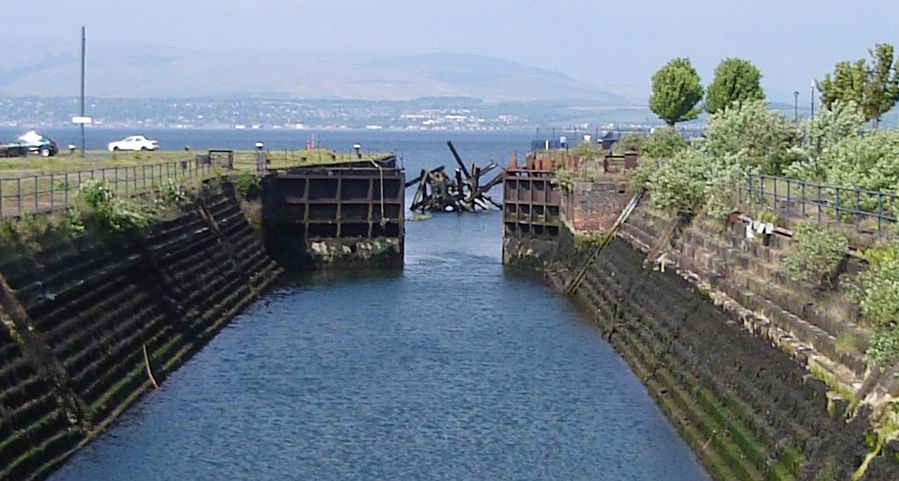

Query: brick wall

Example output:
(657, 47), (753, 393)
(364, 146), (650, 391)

(561, 180), (632, 232)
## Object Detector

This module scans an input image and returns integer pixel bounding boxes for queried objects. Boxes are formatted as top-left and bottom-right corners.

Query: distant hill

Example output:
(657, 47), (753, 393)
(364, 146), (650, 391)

(0, 36), (646, 104)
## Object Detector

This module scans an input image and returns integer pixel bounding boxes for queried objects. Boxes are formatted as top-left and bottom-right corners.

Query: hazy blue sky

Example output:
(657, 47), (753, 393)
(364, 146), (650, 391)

(6, 0), (899, 102)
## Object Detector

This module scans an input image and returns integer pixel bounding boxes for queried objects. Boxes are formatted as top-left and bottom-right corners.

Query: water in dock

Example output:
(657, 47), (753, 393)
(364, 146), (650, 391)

(47, 132), (708, 481)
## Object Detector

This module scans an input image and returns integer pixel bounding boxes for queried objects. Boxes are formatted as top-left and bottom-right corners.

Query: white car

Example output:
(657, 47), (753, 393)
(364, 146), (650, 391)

(108, 135), (159, 151)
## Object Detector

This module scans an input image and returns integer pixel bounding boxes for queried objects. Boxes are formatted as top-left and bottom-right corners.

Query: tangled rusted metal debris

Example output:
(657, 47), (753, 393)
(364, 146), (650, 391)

(407, 141), (505, 213)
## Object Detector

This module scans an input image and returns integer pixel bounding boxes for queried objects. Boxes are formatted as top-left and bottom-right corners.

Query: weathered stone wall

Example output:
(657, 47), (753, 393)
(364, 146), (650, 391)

(561, 180), (632, 232)
(619, 207), (872, 392)
(0, 182), (281, 481)
(502, 196), (899, 480)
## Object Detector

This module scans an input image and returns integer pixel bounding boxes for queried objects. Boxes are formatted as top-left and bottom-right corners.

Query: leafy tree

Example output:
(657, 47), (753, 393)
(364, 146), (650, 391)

(823, 129), (899, 196)
(705, 58), (766, 114)
(649, 58), (704, 126)
(705, 100), (800, 174)
(784, 101), (865, 181)
(818, 43), (899, 125)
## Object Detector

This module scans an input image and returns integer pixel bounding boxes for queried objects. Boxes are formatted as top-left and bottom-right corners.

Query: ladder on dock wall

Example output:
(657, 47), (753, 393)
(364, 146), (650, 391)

(642, 214), (689, 270)
(564, 191), (644, 296)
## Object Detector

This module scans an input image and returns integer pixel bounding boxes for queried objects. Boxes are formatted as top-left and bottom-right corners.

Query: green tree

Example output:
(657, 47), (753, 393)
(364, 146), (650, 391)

(649, 58), (704, 126)
(705, 100), (800, 174)
(705, 58), (765, 114)
(784, 100), (865, 181)
(818, 43), (899, 125)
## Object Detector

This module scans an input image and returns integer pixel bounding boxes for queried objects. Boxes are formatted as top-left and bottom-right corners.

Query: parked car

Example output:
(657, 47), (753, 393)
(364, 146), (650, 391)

(108, 135), (159, 151)
(0, 131), (58, 157)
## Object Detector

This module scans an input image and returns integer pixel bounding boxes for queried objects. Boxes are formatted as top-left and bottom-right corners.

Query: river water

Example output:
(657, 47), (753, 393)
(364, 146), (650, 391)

(47, 132), (709, 481)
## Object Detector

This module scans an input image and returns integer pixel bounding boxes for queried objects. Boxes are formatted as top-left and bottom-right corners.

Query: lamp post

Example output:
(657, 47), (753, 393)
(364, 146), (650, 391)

(810, 81), (816, 119)
(255, 141), (265, 173)
(793, 91), (799, 123)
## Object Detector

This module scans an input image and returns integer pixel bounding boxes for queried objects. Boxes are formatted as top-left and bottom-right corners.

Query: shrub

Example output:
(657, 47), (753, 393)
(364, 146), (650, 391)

(645, 148), (710, 214)
(641, 127), (688, 159)
(235, 171), (262, 198)
(705, 158), (748, 218)
(783, 223), (848, 288)
(76, 179), (152, 234)
(161, 178), (189, 206)
(628, 162), (657, 192)
(855, 244), (899, 366)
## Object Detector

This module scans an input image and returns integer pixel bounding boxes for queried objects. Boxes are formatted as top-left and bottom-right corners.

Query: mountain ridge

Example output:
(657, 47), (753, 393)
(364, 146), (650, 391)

(0, 35), (646, 104)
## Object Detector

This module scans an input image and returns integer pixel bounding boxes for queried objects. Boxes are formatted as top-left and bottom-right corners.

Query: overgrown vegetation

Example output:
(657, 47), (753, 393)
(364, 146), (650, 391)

(853, 243), (899, 367)
(0, 175), (221, 259)
(574, 230), (609, 249)
(783, 223), (848, 289)
(641, 127), (688, 159)
(705, 100), (800, 175)
(75, 179), (157, 234)
(235, 171), (262, 198)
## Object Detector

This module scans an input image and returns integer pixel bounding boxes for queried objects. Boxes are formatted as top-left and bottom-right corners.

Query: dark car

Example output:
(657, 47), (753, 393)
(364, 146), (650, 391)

(0, 131), (59, 157)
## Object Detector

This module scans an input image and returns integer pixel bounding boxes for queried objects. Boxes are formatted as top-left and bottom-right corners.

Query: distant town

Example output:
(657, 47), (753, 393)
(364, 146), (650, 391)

(0, 96), (665, 131)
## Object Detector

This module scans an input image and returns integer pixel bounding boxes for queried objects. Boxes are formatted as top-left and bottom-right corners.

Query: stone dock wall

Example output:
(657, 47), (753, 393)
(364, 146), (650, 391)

(0, 183), (282, 480)
(502, 178), (899, 481)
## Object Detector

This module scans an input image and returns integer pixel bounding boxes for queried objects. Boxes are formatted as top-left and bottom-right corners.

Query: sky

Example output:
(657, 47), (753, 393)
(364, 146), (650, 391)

(5, 0), (899, 103)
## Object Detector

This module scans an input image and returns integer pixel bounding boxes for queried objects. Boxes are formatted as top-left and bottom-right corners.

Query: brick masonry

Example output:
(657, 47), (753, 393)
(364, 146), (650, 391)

(561, 180), (632, 232)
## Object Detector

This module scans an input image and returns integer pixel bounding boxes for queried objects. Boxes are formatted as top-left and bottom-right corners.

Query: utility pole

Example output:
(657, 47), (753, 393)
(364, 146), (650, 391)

(809, 80), (815, 120)
(80, 26), (86, 158)
(793, 91), (799, 123)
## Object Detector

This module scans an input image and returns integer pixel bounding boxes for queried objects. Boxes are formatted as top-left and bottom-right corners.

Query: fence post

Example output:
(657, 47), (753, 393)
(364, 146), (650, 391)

(64, 173), (69, 210)
(877, 193), (883, 231)
(50, 173), (55, 211)
(785, 178), (791, 216)
(816, 184), (822, 223)
(760, 176), (766, 206)
(835, 186), (841, 222)
(0, 179), (3, 218)
(773, 177), (778, 211)
(801, 181), (806, 217)
(33, 176), (38, 213)
(17, 177), (21, 217)
(855, 189), (861, 230)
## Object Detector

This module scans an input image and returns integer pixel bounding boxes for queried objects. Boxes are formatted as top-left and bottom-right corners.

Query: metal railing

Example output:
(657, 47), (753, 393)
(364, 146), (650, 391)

(0, 150), (394, 219)
(740, 172), (898, 231)
(0, 158), (223, 218)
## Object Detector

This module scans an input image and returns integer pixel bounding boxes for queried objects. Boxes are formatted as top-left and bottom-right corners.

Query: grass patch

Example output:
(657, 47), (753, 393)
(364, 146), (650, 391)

(835, 332), (861, 355)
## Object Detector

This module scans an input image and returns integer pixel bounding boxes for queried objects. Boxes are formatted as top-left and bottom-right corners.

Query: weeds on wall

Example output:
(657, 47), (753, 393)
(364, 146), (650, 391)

(76, 179), (153, 234)
(783, 223), (848, 289)
(234, 171), (262, 198)
(853, 243), (899, 367)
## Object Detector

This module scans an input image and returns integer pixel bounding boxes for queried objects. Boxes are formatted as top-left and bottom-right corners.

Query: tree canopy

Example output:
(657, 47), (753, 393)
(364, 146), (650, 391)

(818, 43), (899, 124)
(649, 58), (704, 126)
(705, 58), (765, 114)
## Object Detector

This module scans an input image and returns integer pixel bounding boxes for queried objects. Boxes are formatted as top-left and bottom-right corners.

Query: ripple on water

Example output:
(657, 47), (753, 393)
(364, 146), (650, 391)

(47, 169), (708, 481)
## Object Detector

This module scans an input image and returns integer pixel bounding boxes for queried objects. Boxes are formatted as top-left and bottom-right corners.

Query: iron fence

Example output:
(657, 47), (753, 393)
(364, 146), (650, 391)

(0, 150), (391, 219)
(740, 172), (898, 231)
(0, 158), (222, 218)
